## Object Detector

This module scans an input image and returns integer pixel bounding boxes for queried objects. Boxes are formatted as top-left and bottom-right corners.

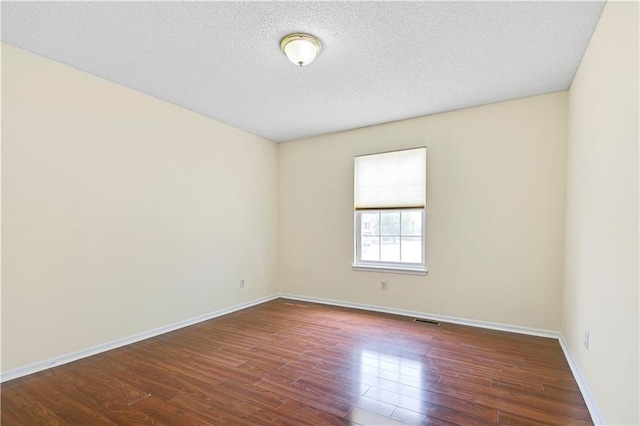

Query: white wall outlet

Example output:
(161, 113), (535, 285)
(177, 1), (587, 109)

(584, 329), (590, 349)
(240, 279), (245, 288)
(381, 280), (388, 290)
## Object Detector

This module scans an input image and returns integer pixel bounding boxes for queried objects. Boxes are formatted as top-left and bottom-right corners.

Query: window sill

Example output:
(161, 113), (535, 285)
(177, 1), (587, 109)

(352, 264), (428, 276)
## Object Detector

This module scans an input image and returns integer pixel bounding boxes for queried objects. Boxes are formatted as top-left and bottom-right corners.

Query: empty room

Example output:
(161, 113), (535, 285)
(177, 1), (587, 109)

(1, 1), (638, 425)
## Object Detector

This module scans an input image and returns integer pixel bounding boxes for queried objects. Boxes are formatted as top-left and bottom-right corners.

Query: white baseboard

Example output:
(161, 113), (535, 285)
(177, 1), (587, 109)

(0, 294), (279, 383)
(558, 335), (605, 425)
(279, 293), (560, 339)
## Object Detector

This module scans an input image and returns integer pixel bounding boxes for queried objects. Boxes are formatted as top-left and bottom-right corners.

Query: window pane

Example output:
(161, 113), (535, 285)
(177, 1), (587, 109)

(361, 212), (379, 235)
(356, 208), (425, 269)
(401, 210), (422, 236)
(381, 236), (400, 262)
(380, 212), (400, 236)
(401, 236), (422, 263)
(361, 236), (379, 261)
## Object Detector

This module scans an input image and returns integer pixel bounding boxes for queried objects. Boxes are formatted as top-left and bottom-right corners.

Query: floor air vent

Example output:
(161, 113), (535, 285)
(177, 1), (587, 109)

(413, 318), (441, 326)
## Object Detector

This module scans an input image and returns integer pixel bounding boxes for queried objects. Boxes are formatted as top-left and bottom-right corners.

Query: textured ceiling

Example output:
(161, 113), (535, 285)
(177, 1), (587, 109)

(1, 1), (605, 142)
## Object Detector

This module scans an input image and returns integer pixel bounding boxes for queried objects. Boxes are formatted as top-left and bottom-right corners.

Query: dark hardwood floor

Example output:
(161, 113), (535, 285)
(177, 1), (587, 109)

(1, 298), (592, 425)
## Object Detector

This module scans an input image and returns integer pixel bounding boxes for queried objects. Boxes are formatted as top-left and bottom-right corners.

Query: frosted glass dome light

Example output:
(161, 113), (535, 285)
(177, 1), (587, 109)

(280, 34), (321, 67)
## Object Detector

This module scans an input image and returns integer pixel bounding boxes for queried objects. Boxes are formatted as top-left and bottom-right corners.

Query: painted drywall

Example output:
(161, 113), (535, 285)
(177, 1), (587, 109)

(563, 1), (639, 424)
(279, 92), (568, 331)
(1, 44), (279, 372)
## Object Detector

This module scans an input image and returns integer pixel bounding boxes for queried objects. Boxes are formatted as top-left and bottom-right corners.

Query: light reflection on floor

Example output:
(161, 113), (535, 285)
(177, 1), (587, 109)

(351, 348), (427, 423)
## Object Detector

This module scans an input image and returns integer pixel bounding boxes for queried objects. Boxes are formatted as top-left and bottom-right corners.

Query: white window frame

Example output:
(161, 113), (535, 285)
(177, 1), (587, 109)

(354, 208), (427, 275)
(352, 147), (427, 275)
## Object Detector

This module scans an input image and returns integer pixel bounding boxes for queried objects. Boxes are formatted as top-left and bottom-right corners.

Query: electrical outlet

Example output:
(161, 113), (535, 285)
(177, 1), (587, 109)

(240, 279), (245, 288)
(584, 329), (589, 349)
(381, 280), (388, 290)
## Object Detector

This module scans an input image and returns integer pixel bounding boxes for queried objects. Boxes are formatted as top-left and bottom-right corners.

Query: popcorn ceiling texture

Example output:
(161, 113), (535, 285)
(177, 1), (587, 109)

(1, 1), (604, 142)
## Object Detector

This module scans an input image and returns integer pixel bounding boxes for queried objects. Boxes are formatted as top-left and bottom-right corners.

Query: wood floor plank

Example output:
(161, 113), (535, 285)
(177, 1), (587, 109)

(1, 298), (593, 425)
(216, 377), (290, 410)
(126, 395), (214, 425)
(18, 376), (117, 425)
(167, 392), (255, 425)
(274, 400), (351, 425)
(41, 369), (161, 425)
(346, 406), (407, 425)
(364, 386), (496, 425)
(0, 387), (69, 425)
(390, 406), (460, 426)
(370, 381), (498, 422)
(346, 407), (405, 426)
(254, 375), (353, 418)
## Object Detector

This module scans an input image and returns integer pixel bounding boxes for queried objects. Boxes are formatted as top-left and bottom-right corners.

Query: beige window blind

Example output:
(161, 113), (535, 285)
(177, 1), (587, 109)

(354, 147), (426, 210)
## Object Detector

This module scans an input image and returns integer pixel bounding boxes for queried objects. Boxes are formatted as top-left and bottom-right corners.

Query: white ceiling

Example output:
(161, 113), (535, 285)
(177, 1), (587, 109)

(1, 1), (605, 142)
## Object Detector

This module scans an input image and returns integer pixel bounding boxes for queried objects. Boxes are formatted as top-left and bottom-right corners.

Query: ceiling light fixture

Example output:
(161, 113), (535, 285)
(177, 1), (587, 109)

(280, 33), (321, 67)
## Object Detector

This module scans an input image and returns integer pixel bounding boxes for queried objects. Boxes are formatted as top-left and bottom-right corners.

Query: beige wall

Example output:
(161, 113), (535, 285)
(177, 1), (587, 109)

(563, 2), (639, 424)
(279, 92), (568, 331)
(1, 44), (279, 372)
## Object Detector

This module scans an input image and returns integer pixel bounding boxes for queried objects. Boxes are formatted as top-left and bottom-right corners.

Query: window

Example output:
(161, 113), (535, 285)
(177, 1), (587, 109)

(354, 147), (426, 274)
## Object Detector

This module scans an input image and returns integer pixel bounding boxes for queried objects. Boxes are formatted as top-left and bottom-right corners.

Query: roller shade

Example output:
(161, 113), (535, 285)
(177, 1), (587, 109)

(354, 147), (426, 210)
